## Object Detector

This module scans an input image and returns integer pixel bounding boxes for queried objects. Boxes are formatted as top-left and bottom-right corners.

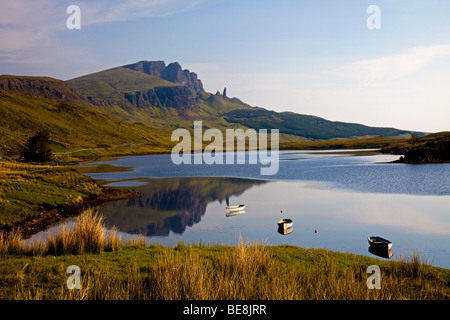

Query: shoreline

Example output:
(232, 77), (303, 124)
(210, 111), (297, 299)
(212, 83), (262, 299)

(4, 187), (142, 239)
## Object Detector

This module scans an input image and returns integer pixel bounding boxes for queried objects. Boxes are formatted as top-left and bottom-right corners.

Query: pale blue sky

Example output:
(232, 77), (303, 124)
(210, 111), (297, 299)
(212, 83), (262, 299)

(1, 0), (450, 132)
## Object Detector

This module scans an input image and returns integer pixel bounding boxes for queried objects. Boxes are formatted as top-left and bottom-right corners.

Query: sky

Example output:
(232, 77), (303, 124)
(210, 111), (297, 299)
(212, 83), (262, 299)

(1, 0), (450, 133)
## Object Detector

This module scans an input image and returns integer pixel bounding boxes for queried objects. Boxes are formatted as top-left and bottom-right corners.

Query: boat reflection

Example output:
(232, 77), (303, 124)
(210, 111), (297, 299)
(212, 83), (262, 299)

(98, 177), (265, 236)
(368, 245), (393, 259)
(226, 210), (246, 217)
(277, 226), (293, 235)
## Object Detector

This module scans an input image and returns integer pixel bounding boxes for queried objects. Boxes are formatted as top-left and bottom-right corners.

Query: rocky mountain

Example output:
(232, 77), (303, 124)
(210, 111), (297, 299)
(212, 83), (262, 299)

(66, 60), (425, 139)
(66, 64), (252, 129)
(123, 60), (203, 92)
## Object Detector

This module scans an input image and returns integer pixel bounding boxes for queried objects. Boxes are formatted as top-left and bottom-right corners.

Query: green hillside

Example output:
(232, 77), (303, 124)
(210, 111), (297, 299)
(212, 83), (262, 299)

(66, 67), (178, 100)
(223, 108), (425, 140)
(0, 86), (173, 157)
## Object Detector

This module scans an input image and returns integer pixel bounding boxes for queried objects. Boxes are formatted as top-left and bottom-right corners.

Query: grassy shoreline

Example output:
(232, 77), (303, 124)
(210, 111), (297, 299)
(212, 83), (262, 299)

(0, 159), (142, 237)
(0, 210), (449, 300)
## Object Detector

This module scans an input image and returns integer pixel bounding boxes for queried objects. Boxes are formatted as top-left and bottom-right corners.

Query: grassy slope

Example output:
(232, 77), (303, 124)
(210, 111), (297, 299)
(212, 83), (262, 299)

(0, 241), (448, 300)
(0, 160), (102, 227)
(223, 108), (425, 140)
(0, 88), (174, 157)
(66, 67), (178, 99)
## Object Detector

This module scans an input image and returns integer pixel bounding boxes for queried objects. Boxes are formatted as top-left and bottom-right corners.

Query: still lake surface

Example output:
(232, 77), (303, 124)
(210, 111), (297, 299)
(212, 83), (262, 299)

(43, 150), (450, 268)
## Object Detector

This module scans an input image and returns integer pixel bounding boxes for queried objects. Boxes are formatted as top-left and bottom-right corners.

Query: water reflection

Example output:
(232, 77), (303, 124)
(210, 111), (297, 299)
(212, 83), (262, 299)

(278, 226), (293, 235)
(368, 246), (393, 259)
(98, 177), (265, 236)
(226, 210), (246, 217)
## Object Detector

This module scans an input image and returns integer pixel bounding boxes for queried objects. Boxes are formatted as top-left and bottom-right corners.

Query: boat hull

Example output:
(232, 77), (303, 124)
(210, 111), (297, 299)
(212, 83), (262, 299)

(277, 219), (293, 229)
(368, 236), (392, 250)
(226, 205), (245, 212)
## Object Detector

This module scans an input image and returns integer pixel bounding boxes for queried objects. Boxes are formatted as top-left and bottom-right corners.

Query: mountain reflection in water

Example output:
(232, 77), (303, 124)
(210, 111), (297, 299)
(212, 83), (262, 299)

(98, 177), (265, 236)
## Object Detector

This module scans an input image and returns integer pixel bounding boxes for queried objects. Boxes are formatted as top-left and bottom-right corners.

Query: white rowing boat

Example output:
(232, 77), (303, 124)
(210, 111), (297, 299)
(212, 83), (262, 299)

(226, 205), (245, 212)
(277, 219), (293, 229)
(368, 236), (392, 250)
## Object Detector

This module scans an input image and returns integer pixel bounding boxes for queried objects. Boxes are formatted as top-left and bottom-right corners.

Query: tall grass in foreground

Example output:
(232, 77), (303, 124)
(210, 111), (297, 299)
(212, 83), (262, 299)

(0, 208), (125, 256)
(1, 209), (449, 300)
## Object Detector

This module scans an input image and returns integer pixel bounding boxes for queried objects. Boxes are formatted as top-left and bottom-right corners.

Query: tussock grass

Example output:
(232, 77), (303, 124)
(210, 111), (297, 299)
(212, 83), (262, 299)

(0, 210), (449, 300)
(0, 228), (24, 256)
(0, 208), (124, 256)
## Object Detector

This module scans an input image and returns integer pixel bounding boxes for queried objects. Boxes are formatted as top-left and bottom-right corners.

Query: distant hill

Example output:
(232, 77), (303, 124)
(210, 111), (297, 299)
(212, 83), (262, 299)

(223, 108), (425, 140)
(65, 60), (426, 140)
(387, 132), (450, 163)
(0, 76), (173, 157)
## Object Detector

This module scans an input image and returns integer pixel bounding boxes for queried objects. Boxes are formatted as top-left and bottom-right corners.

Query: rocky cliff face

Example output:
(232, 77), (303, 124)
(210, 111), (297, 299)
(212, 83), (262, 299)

(0, 77), (82, 102)
(123, 60), (203, 92)
(123, 86), (198, 110)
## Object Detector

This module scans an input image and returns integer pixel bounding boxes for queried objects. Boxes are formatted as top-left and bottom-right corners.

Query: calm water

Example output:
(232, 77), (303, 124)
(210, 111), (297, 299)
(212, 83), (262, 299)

(38, 150), (450, 268)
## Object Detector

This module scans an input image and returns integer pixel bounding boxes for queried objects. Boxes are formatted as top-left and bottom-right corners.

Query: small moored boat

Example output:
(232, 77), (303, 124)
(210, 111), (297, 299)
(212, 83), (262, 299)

(368, 236), (392, 250)
(277, 219), (293, 229)
(226, 205), (245, 212)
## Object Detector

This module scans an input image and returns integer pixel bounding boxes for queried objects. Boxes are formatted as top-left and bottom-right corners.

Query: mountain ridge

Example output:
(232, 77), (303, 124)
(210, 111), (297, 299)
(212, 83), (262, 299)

(65, 60), (426, 139)
(0, 61), (428, 159)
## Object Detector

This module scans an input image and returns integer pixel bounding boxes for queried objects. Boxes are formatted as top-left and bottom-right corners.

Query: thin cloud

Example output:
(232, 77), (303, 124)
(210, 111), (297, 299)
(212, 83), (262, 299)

(0, 0), (214, 74)
(79, 0), (214, 25)
(330, 44), (450, 85)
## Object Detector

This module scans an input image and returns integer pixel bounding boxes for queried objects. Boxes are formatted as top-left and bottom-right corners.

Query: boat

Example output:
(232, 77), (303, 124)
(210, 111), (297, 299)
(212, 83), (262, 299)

(226, 210), (246, 217)
(368, 236), (392, 250)
(226, 205), (245, 212)
(277, 219), (293, 229)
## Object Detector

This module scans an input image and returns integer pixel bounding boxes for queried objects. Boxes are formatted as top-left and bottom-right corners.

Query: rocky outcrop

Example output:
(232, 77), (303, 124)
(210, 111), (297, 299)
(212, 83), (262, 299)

(124, 86), (198, 110)
(0, 77), (82, 102)
(123, 60), (166, 76)
(123, 60), (203, 92)
(160, 62), (203, 92)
